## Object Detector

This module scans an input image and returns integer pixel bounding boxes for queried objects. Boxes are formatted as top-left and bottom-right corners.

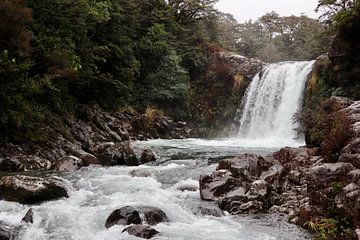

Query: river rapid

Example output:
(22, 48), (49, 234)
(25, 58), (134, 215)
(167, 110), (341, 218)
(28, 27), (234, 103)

(0, 139), (312, 240)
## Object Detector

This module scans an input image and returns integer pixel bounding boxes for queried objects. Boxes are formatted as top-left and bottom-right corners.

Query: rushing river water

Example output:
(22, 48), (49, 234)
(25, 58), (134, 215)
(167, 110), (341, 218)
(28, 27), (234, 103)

(0, 139), (312, 240)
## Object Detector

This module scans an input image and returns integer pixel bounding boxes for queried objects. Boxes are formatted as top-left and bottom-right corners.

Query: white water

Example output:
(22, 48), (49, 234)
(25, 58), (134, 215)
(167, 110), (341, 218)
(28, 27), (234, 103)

(237, 61), (315, 146)
(0, 140), (311, 240)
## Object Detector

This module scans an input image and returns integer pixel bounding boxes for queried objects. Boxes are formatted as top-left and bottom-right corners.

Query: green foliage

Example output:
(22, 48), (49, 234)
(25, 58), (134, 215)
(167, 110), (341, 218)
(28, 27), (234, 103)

(236, 12), (331, 62)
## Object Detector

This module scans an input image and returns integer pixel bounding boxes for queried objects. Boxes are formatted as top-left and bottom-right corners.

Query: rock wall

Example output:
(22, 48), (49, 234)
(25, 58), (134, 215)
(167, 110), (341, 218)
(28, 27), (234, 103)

(191, 51), (265, 137)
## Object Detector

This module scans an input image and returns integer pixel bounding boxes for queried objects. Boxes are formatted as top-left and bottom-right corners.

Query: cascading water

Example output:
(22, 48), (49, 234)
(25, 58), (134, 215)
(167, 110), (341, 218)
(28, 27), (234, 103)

(237, 61), (315, 146)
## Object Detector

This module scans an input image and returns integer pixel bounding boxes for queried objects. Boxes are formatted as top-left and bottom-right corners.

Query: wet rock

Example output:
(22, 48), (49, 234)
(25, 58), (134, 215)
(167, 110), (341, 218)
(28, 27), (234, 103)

(105, 206), (168, 228)
(139, 149), (156, 164)
(217, 154), (272, 181)
(274, 147), (318, 166)
(219, 196), (265, 214)
(73, 150), (99, 166)
(21, 209), (34, 224)
(54, 156), (83, 171)
(129, 169), (153, 178)
(0, 175), (68, 204)
(97, 141), (138, 166)
(139, 206), (169, 226)
(122, 225), (159, 239)
(105, 206), (141, 228)
(0, 155), (52, 172)
(199, 170), (245, 201)
(196, 206), (225, 217)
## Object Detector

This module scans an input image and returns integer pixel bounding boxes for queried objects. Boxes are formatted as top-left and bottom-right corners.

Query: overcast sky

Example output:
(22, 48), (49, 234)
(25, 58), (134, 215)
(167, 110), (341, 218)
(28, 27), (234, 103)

(216, 0), (320, 23)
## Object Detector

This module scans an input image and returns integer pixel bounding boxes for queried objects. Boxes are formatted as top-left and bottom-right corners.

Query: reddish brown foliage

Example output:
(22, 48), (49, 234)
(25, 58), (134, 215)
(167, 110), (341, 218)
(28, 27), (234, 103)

(0, 0), (33, 57)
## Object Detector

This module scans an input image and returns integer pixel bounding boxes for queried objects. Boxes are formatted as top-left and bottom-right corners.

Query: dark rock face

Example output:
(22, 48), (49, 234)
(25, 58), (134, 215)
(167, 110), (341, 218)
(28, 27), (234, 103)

(122, 225), (159, 239)
(0, 175), (68, 204)
(105, 206), (168, 229)
(0, 107), (191, 173)
(54, 156), (83, 171)
(21, 209), (34, 224)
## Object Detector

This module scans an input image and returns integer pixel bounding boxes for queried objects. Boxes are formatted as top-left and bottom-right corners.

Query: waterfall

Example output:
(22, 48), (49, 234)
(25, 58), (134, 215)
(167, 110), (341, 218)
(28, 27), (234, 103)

(237, 61), (314, 144)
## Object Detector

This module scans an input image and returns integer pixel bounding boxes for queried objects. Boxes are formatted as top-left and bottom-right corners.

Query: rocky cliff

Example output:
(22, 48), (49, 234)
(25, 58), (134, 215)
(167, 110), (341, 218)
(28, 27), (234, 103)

(192, 51), (265, 137)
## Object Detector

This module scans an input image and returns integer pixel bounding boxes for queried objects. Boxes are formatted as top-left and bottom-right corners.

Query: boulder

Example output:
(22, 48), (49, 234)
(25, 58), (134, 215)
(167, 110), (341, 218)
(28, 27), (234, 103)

(122, 225), (159, 239)
(21, 209), (34, 224)
(139, 149), (156, 164)
(306, 162), (354, 205)
(97, 142), (156, 166)
(217, 154), (272, 181)
(105, 206), (141, 228)
(0, 175), (68, 204)
(0, 155), (52, 172)
(105, 206), (168, 229)
(54, 156), (83, 171)
(273, 147), (318, 166)
(73, 149), (99, 166)
(199, 170), (245, 201)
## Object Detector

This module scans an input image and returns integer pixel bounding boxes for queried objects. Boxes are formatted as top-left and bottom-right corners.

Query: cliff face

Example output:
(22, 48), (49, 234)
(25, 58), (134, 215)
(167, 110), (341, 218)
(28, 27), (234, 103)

(191, 51), (265, 137)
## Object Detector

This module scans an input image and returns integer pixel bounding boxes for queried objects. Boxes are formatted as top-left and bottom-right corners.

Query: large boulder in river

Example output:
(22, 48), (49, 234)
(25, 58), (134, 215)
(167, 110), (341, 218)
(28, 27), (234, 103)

(122, 224), (159, 239)
(0, 175), (68, 204)
(105, 206), (168, 229)
(96, 141), (156, 166)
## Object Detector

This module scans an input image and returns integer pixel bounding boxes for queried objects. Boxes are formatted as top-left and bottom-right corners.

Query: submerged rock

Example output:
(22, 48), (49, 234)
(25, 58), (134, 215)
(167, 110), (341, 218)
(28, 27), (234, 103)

(105, 206), (168, 229)
(0, 175), (68, 204)
(122, 224), (159, 239)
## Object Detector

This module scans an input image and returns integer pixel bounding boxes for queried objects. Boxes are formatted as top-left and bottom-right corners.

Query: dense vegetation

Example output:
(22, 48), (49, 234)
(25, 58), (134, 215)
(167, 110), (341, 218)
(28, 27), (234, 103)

(0, 0), (333, 142)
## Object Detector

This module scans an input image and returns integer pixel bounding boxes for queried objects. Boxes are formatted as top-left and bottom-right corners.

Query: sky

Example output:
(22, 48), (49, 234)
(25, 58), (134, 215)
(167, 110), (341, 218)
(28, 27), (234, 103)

(215, 0), (320, 23)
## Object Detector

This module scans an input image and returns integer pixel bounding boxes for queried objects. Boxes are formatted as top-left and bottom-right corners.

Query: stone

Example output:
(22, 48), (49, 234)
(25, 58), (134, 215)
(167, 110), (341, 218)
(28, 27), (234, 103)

(21, 209), (34, 224)
(138, 206), (169, 226)
(97, 141), (138, 166)
(139, 149), (156, 164)
(54, 156), (83, 171)
(105, 206), (168, 229)
(73, 150), (99, 166)
(0, 155), (52, 172)
(196, 206), (225, 217)
(199, 170), (245, 201)
(105, 206), (141, 228)
(217, 154), (271, 181)
(0, 175), (68, 204)
(122, 225), (159, 239)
